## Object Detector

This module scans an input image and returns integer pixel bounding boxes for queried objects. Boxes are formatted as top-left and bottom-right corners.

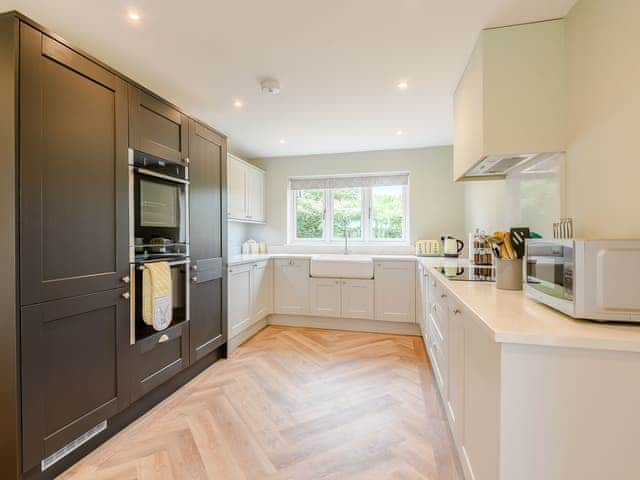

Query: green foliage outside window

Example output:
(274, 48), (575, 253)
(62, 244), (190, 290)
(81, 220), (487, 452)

(295, 189), (324, 238)
(371, 186), (403, 239)
(332, 188), (362, 239)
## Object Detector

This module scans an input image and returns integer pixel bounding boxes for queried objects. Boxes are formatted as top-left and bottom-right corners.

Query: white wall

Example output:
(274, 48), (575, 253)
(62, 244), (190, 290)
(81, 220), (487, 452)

(245, 147), (465, 249)
(565, 0), (640, 238)
(228, 222), (252, 256)
(464, 156), (564, 238)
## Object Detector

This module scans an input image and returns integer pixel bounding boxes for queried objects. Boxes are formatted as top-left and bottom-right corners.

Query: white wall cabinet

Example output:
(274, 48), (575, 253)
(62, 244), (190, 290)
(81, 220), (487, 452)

(310, 278), (341, 318)
(453, 19), (566, 181)
(228, 260), (272, 340)
(228, 263), (252, 338)
(374, 261), (416, 323)
(227, 153), (266, 223)
(274, 259), (310, 315)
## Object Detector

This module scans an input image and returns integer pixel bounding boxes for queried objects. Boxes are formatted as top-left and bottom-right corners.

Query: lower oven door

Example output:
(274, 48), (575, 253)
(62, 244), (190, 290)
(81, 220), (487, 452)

(130, 258), (190, 345)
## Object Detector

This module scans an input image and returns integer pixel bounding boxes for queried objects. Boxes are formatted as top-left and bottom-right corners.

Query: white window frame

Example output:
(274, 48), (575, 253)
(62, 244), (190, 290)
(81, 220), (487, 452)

(287, 181), (410, 246)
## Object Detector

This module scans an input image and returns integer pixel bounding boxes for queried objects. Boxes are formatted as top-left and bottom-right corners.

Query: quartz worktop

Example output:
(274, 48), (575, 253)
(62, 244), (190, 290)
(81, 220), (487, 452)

(430, 266), (640, 353)
(228, 253), (467, 266)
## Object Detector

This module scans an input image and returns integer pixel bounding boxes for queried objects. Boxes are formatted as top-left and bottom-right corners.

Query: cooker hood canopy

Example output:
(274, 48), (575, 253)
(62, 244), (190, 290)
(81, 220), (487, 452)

(462, 152), (563, 179)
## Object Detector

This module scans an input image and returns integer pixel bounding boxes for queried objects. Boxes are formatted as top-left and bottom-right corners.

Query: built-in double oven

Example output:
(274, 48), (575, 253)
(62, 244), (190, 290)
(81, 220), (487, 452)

(128, 149), (190, 344)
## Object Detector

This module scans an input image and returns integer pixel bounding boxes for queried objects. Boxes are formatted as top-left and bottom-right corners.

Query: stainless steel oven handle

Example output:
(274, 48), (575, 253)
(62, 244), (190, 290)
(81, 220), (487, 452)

(135, 167), (190, 185)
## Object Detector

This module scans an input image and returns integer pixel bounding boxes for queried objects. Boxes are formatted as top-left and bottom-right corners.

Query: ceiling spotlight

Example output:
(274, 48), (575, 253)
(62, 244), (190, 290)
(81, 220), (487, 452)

(127, 10), (141, 22)
(279, 138), (287, 144)
(233, 99), (244, 109)
(397, 81), (408, 90)
(396, 129), (404, 136)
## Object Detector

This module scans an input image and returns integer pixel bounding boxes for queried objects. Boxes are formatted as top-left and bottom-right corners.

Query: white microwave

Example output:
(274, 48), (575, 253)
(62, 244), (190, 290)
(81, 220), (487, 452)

(525, 239), (640, 322)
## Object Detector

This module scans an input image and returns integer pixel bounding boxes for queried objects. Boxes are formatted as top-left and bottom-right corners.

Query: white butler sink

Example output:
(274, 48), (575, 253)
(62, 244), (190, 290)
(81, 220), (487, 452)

(310, 254), (374, 279)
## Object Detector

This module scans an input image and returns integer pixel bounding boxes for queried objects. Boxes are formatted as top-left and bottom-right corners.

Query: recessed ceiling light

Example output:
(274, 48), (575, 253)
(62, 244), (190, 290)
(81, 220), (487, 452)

(397, 81), (408, 90)
(396, 129), (404, 136)
(279, 138), (287, 144)
(127, 10), (141, 22)
(233, 99), (243, 109)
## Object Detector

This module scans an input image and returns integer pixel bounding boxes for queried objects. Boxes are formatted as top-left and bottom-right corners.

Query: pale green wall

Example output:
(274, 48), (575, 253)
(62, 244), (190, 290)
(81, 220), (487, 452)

(245, 146), (465, 247)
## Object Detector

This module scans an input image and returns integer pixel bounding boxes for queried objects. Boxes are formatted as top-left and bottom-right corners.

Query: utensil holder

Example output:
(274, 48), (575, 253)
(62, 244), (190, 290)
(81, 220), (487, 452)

(495, 258), (523, 291)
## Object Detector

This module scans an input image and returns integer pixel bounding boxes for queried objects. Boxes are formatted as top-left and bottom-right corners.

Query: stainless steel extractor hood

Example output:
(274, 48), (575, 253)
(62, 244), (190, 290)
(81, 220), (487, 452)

(462, 152), (562, 180)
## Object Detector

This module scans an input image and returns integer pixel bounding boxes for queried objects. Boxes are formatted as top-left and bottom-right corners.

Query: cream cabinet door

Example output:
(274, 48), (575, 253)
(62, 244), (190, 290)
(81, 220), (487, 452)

(228, 264), (252, 338)
(341, 279), (374, 320)
(274, 259), (310, 315)
(227, 155), (246, 220)
(310, 278), (341, 318)
(374, 261), (416, 322)
(447, 299), (466, 445)
(251, 260), (272, 322)
(246, 166), (265, 222)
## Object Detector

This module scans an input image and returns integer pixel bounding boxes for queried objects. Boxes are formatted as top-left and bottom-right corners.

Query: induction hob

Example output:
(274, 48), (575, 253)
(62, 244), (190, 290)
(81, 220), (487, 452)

(435, 265), (495, 282)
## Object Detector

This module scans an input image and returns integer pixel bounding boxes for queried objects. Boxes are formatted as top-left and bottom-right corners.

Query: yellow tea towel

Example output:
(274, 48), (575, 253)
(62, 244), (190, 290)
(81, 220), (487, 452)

(142, 262), (172, 331)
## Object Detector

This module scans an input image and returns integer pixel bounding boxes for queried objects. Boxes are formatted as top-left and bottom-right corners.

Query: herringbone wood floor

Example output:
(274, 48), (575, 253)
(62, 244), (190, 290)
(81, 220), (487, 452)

(58, 326), (462, 480)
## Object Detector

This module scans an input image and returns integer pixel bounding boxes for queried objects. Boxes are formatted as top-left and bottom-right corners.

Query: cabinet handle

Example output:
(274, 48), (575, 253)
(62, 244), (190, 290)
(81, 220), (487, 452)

(191, 264), (198, 271)
(184, 157), (190, 164)
(158, 334), (169, 343)
(191, 276), (198, 283)
(121, 292), (130, 300)
(453, 308), (461, 315)
(121, 275), (130, 284)
(440, 293), (447, 298)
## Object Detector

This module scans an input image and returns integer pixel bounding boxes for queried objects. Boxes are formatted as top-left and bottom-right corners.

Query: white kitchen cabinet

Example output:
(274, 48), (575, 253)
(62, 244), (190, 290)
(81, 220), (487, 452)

(341, 279), (374, 320)
(374, 261), (415, 323)
(227, 155), (246, 220)
(251, 260), (272, 322)
(245, 166), (265, 222)
(227, 153), (266, 223)
(453, 19), (566, 181)
(310, 278), (341, 318)
(228, 263), (252, 338)
(274, 259), (310, 315)
(447, 299), (466, 445)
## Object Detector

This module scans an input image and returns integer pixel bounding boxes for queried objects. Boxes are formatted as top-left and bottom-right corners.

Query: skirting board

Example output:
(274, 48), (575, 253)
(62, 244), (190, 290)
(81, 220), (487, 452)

(268, 314), (421, 336)
(228, 318), (268, 354)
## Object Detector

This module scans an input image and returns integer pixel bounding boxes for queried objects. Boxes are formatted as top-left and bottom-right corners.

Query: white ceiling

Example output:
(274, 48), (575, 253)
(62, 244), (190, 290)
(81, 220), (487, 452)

(2, 0), (576, 158)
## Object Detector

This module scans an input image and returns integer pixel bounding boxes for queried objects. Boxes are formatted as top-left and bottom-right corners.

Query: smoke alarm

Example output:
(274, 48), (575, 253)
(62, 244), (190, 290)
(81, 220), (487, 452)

(261, 79), (281, 95)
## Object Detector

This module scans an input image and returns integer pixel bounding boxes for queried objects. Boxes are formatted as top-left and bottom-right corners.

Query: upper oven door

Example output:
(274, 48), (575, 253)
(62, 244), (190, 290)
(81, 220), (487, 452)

(526, 240), (574, 302)
(132, 165), (189, 261)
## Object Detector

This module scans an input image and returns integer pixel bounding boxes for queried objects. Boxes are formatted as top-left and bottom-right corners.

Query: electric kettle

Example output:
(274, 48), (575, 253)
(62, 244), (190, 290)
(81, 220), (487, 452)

(441, 235), (464, 257)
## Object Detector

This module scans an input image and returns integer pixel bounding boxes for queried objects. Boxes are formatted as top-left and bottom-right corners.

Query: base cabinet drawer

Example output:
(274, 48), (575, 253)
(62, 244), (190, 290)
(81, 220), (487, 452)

(131, 322), (189, 402)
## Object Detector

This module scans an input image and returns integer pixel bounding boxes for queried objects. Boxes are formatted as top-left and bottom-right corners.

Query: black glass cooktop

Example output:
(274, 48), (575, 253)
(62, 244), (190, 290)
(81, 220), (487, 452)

(435, 265), (495, 282)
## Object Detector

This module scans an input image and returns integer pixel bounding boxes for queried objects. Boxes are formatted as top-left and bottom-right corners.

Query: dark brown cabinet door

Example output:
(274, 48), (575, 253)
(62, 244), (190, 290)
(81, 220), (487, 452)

(129, 85), (189, 164)
(21, 288), (131, 472)
(188, 120), (227, 362)
(19, 24), (129, 306)
(130, 323), (189, 402)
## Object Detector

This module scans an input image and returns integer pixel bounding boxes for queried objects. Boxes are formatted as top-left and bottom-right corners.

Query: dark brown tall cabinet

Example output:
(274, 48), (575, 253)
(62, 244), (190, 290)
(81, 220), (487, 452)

(19, 22), (131, 474)
(188, 120), (227, 362)
(0, 12), (227, 480)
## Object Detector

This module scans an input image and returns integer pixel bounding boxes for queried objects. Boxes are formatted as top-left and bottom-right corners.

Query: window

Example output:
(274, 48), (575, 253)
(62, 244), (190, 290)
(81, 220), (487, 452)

(294, 189), (325, 240)
(332, 188), (363, 240)
(371, 185), (404, 240)
(289, 173), (409, 244)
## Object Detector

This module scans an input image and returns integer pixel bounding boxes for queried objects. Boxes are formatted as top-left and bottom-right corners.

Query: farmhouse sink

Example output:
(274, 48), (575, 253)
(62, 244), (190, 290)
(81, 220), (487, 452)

(310, 254), (374, 279)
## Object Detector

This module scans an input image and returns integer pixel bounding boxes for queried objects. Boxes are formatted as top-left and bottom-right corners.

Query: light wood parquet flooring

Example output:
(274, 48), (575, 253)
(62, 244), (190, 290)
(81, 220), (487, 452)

(58, 326), (463, 480)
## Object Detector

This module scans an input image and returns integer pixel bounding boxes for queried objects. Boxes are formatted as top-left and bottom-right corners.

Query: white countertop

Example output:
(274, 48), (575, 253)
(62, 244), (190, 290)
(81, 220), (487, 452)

(228, 253), (467, 266)
(429, 267), (640, 353)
